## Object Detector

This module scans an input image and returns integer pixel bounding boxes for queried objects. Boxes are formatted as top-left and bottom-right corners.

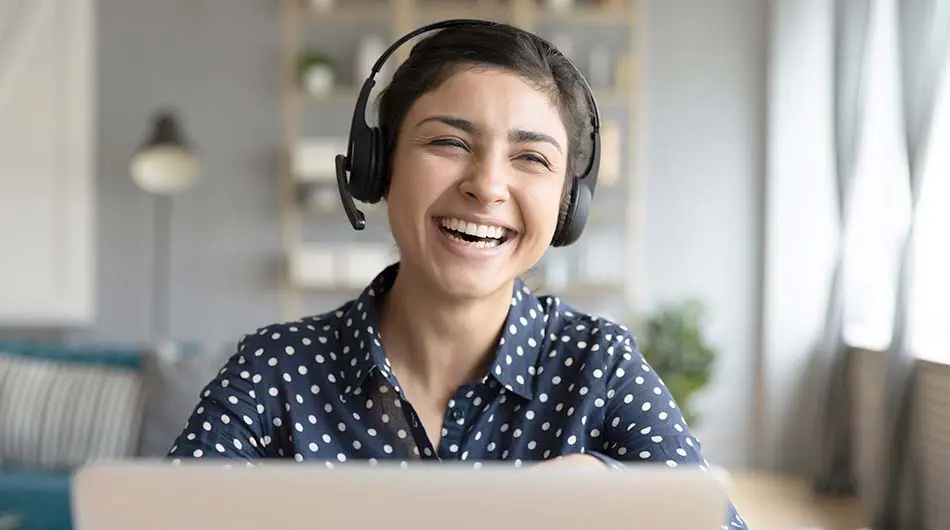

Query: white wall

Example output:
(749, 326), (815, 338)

(639, 0), (768, 470)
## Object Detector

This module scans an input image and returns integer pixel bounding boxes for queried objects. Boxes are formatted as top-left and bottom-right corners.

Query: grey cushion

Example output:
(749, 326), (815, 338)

(0, 352), (146, 471)
(136, 343), (231, 458)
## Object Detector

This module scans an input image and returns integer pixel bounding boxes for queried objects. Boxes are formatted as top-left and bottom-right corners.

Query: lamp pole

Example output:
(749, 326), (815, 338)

(151, 193), (173, 344)
(130, 110), (199, 345)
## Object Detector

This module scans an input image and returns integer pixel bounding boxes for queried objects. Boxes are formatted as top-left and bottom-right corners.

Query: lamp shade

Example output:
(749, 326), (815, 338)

(130, 111), (199, 195)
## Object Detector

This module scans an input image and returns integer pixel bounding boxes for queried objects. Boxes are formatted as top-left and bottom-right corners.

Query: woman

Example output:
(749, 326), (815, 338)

(168, 21), (747, 529)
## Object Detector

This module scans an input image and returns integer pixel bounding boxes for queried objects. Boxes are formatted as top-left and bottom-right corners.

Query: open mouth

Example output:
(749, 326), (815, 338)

(435, 217), (516, 249)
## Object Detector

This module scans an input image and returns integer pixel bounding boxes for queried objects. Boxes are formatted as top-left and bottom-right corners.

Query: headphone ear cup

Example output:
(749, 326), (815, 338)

(349, 127), (388, 204)
(552, 179), (590, 247)
(350, 127), (387, 204)
(367, 127), (389, 202)
(347, 127), (374, 202)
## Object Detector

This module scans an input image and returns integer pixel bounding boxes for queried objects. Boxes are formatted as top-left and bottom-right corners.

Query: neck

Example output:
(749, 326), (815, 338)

(378, 265), (513, 394)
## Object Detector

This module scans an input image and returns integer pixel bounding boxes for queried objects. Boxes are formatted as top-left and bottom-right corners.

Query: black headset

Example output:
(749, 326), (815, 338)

(334, 19), (601, 247)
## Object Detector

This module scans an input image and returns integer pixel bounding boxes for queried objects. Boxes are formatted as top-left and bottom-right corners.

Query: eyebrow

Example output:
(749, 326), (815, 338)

(415, 115), (563, 153)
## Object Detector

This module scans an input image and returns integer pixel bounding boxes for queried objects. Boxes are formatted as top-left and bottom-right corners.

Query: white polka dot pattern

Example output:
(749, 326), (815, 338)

(166, 264), (747, 529)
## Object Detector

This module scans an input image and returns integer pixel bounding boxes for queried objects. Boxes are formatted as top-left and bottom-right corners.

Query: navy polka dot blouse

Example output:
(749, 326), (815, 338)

(167, 263), (748, 529)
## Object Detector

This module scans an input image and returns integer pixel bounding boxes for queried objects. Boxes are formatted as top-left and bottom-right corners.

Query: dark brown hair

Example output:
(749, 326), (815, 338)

(377, 22), (593, 184)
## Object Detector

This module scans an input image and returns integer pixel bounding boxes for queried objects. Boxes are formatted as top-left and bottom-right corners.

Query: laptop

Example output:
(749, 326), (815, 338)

(71, 460), (730, 530)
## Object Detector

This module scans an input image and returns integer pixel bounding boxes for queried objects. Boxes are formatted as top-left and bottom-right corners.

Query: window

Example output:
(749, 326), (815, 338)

(841, 0), (913, 351)
(909, 59), (950, 364)
(840, 0), (950, 362)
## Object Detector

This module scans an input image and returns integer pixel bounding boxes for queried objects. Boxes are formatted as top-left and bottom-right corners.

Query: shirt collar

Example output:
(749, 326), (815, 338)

(330, 262), (548, 402)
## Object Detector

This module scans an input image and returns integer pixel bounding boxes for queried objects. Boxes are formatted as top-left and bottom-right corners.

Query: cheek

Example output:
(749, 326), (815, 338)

(386, 155), (452, 230)
(519, 182), (566, 239)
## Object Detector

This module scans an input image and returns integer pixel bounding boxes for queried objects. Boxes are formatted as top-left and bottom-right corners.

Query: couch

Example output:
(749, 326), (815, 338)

(0, 340), (228, 530)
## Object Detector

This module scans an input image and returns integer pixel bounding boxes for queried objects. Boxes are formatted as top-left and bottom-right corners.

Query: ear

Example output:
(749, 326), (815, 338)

(557, 175), (573, 227)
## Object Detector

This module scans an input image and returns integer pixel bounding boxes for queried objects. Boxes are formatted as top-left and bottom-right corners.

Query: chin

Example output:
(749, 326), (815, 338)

(416, 249), (519, 299)
(431, 270), (517, 301)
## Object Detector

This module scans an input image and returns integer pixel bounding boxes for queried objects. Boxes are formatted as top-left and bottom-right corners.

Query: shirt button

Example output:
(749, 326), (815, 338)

(451, 409), (464, 421)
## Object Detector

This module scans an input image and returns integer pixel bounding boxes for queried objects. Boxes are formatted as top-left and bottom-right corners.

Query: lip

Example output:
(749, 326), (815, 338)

(431, 217), (518, 260)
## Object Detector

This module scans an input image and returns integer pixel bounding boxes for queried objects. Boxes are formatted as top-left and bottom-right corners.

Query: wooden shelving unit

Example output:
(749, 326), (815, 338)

(278, 0), (642, 323)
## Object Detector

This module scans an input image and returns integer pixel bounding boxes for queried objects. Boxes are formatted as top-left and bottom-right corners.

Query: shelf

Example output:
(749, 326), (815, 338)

(302, 5), (391, 23)
(534, 280), (625, 299)
(413, 6), (512, 25)
(593, 87), (634, 106)
(302, 205), (389, 219)
(303, 87), (630, 107)
(304, 87), (359, 105)
(585, 203), (631, 227)
(288, 243), (397, 292)
(301, 3), (635, 26)
(536, 4), (636, 25)
(298, 191), (390, 222)
(297, 286), (366, 297)
(280, 0), (642, 322)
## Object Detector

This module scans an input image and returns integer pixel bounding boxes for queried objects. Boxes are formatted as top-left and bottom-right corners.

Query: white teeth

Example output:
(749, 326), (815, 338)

(444, 232), (501, 248)
(439, 217), (508, 240)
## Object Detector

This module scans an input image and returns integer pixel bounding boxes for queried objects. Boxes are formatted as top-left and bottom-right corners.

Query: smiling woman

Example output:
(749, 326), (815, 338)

(167, 19), (748, 530)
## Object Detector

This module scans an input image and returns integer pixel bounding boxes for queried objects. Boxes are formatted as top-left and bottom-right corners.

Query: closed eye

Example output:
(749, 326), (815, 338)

(517, 153), (551, 169)
(429, 138), (468, 150)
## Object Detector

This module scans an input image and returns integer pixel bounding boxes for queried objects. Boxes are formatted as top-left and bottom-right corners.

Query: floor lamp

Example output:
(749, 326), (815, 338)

(130, 110), (199, 345)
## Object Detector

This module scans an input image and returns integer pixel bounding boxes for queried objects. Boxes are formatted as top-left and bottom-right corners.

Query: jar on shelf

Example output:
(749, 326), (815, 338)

(299, 50), (336, 99)
(544, 0), (575, 13)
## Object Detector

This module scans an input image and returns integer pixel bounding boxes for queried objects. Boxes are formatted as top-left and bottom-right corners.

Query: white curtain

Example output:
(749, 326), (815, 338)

(874, 0), (950, 527)
(812, 0), (873, 497)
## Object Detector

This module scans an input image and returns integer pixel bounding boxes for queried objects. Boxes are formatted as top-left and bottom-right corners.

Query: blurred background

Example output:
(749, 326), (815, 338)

(0, 0), (948, 528)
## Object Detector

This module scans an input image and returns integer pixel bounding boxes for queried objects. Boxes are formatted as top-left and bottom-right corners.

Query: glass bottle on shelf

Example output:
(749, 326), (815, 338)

(308, 0), (335, 12)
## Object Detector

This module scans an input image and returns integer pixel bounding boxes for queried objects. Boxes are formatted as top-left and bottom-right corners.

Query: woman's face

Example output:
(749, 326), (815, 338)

(386, 67), (569, 301)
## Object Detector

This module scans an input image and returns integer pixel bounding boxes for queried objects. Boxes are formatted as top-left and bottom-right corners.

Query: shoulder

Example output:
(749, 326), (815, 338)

(225, 302), (356, 390)
(531, 295), (651, 388)
(236, 304), (350, 354)
(536, 294), (640, 360)
(537, 299), (693, 436)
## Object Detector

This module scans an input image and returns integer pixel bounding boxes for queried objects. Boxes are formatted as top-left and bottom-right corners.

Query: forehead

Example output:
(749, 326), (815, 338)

(404, 67), (568, 141)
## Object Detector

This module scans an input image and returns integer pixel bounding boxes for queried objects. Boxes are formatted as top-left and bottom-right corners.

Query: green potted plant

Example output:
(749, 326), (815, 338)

(298, 49), (336, 99)
(638, 299), (717, 427)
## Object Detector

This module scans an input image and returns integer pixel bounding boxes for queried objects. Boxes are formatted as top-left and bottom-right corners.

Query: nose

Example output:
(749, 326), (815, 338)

(458, 154), (510, 206)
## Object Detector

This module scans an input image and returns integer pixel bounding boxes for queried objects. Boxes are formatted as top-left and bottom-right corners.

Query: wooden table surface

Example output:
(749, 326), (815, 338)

(728, 472), (869, 530)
